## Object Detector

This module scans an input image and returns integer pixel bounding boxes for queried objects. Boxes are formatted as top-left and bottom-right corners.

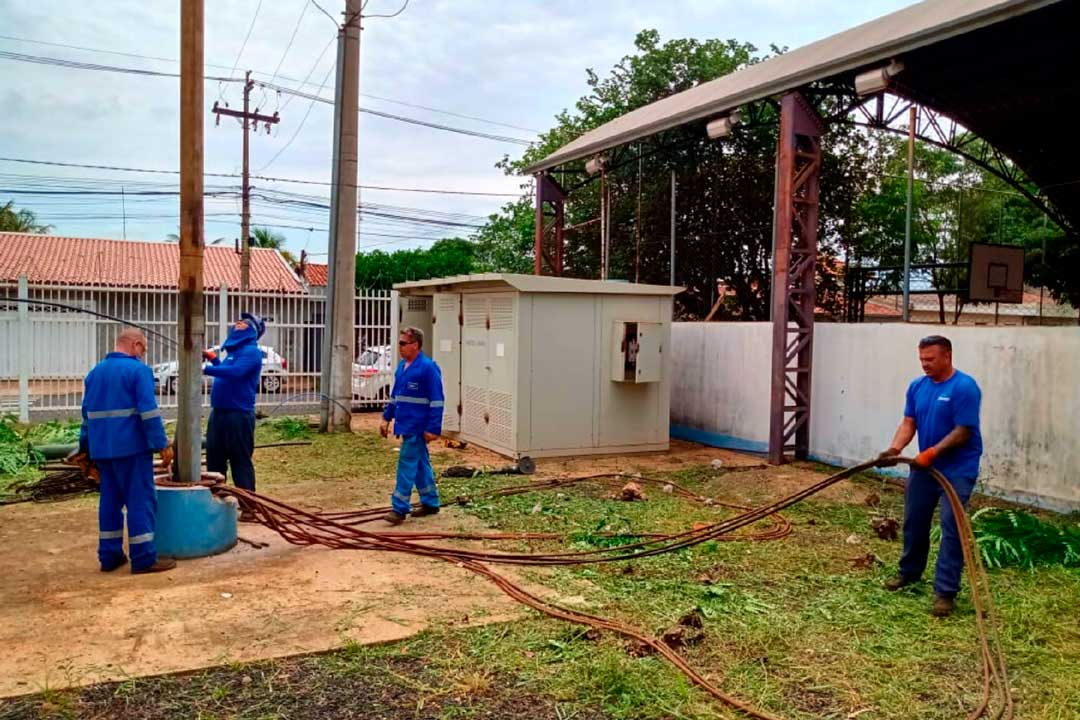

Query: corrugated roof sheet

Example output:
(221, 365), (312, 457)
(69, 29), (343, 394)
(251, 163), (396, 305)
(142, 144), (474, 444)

(526, 0), (1056, 173)
(0, 233), (306, 292)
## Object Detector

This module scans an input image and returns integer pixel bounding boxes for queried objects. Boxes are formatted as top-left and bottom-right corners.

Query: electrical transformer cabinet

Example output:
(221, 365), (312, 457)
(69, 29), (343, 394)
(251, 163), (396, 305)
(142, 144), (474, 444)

(395, 274), (681, 460)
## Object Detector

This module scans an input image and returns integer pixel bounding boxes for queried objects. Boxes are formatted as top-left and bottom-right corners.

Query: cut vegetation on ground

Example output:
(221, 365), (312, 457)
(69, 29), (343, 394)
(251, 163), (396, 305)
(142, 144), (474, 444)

(2, 416), (1078, 720)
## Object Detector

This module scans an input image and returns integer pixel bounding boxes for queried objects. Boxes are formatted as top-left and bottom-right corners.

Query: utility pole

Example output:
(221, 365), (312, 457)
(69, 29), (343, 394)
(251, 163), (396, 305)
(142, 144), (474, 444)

(320, 0), (362, 432)
(212, 71), (280, 291)
(177, 0), (205, 483)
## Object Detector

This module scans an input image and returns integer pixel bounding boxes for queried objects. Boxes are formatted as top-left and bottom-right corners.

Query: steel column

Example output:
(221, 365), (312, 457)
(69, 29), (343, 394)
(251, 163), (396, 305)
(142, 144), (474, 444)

(533, 173), (567, 276)
(768, 92), (823, 465)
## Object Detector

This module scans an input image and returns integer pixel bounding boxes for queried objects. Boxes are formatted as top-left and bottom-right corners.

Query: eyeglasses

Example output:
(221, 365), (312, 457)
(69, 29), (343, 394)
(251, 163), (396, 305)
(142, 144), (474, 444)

(398, 339), (417, 347)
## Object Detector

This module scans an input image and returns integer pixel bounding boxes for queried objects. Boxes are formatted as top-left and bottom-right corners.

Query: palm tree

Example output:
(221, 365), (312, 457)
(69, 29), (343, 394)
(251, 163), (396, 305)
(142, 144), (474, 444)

(251, 227), (286, 249)
(0, 201), (51, 233)
(252, 226), (297, 265)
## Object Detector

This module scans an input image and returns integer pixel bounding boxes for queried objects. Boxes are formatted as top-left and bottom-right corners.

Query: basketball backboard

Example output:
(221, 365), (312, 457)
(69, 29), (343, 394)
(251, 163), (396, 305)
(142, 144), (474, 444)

(968, 242), (1024, 303)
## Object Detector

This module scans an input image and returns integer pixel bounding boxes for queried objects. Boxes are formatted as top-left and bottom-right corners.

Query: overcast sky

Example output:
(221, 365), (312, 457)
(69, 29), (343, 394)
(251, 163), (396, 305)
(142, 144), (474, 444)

(0, 0), (911, 261)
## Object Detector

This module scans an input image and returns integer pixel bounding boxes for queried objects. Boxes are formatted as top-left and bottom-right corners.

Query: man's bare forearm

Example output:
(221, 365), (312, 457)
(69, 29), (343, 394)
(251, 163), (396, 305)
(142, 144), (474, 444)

(887, 417), (917, 454)
(932, 425), (972, 455)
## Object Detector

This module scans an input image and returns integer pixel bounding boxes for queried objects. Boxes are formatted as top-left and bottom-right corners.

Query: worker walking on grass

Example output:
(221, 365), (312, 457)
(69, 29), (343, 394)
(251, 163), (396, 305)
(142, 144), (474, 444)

(81, 328), (175, 574)
(878, 335), (982, 617)
(379, 326), (444, 524)
(203, 312), (265, 516)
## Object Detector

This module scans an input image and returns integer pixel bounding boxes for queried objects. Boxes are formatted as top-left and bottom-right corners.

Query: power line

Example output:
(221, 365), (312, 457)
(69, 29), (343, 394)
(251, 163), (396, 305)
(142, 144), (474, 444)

(0, 34), (540, 134)
(228, 0), (265, 82)
(0, 157), (522, 196)
(0, 50), (534, 145)
(309, 0), (339, 27)
(259, 80), (533, 145)
(258, 62), (335, 172)
(364, 0), (410, 19)
(270, 1), (310, 85)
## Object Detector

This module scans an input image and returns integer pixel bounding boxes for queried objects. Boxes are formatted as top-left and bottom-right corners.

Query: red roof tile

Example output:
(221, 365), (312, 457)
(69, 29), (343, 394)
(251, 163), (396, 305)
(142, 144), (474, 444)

(0, 233), (305, 293)
(300, 263), (329, 287)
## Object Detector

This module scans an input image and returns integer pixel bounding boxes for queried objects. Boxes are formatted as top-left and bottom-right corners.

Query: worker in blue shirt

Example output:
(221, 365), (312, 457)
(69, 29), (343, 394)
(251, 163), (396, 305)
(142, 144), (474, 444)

(203, 312), (265, 509)
(878, 335), (983, 617)
(379, 326), (444, 524)
(81, 328), (175, 574)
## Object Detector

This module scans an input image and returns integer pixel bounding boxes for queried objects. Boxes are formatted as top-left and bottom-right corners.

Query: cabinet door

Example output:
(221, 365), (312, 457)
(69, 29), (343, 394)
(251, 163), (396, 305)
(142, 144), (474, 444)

(432, 293), (462, 432)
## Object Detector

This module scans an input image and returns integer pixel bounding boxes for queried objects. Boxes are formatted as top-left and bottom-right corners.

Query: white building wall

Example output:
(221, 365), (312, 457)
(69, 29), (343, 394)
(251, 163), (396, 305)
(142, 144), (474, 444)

(671, 322), (1080, 511)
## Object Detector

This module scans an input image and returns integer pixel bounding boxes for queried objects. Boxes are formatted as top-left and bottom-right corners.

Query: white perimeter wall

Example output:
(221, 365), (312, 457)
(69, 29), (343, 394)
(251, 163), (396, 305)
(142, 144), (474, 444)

(671, 322), (1080, 511)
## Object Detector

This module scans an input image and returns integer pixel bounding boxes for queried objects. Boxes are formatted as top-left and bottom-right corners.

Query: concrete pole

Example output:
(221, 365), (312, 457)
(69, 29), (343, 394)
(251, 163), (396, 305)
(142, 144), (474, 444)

(669, 169), (676, 286)
(240, 70), (252, 292)
(902, 105), (916, 322)
(177, 0), (206, 482)
(323, 0), (362, 431)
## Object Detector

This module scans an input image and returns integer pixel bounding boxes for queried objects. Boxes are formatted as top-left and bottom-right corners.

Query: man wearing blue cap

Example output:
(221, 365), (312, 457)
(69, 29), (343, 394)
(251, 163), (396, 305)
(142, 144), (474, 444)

(204, 312), (265, 505)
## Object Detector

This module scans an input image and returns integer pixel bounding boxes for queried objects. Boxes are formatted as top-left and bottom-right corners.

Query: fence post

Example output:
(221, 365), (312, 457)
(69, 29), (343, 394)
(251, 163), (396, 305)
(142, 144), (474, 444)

(219, 284), (228, 345)
(17, 275), (30, 422)
(390, 290), (400, 345)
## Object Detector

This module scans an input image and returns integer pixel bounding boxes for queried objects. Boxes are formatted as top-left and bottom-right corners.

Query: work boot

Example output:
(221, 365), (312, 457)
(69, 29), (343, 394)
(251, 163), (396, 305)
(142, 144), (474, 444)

(412, 505), (440, 517)
(384, 511), (407, 525)
(931, 594), (956, 617)
(100, 556), (128, 573)
(132, 558), (177, 575)
(883, 574), (918, 591)
(239, 509), (257, 523)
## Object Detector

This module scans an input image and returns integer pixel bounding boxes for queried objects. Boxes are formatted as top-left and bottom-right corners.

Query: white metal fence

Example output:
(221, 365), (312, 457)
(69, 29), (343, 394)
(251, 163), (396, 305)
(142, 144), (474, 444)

(0, 278), (397, 420)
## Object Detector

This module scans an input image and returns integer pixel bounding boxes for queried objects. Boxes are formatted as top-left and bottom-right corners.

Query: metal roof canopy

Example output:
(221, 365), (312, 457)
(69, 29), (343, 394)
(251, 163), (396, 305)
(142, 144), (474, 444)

(525, 0), (1080, 232)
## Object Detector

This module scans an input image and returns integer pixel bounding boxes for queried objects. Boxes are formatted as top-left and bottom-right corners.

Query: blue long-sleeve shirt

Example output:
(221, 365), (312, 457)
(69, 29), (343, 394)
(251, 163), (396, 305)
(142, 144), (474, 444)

(80, 352), (169, 460)
(382, 352), (444, 437)
(203, 323), (263, 412)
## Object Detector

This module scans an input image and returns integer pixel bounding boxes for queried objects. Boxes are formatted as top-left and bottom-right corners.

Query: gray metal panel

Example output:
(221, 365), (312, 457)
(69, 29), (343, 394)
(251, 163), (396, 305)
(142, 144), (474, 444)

(526, 294), (598, 452)
(524, 0), (1056, 173)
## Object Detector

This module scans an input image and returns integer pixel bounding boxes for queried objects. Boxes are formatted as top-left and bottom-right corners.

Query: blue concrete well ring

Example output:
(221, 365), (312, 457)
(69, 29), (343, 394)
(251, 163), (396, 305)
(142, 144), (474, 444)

(155, 484), (238, 559)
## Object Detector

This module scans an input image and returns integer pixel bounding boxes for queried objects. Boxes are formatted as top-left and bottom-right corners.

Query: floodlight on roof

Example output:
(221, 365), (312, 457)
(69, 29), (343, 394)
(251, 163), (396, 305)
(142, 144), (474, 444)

(585, 156), (608, 176)
(706, 109), (742, 140)
(854, 59), (905, 96)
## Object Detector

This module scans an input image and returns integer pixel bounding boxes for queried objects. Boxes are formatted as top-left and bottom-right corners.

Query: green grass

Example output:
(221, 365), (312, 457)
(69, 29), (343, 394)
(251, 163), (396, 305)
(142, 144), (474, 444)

(4, 424), (1079, 719)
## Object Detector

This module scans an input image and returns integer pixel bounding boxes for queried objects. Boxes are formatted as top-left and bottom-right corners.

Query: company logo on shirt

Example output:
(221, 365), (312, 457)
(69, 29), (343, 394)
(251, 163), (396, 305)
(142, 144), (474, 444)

(937, 396), (951, 402)
(407, 381), (419, 390)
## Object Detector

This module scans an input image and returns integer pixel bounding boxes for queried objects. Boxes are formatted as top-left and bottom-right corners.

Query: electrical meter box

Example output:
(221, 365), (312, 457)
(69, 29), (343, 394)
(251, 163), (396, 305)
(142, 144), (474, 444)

(612, 321), (662, 383)
(394, 274), (682, 460)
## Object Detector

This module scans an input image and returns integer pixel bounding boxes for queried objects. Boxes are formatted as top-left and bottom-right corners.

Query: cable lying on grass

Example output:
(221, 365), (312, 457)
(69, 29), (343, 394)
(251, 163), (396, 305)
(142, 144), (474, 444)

(207, 458), (1012, 720)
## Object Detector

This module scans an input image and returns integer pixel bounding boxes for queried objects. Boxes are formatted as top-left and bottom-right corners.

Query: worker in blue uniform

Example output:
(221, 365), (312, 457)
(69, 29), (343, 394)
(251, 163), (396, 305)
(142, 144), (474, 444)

(81, 328), (175, 574)
(878, 335), (983, 617)
(379, 326), (444, 524)
(203, 312), (265, 511)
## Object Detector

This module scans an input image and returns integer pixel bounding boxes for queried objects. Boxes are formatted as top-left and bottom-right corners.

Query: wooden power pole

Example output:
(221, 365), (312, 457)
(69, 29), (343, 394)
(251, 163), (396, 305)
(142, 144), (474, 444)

(320, 0), (362, 432)
(212, 71), (279, 291)
(177, 0), (205, 483)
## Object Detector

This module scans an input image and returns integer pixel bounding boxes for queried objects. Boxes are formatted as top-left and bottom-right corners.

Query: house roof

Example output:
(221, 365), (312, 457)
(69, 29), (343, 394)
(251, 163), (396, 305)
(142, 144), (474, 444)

(526, 0), (1059, 174)
(395, 272), (683, 296)
(300, 262), (329, 287)
(0, 233), (306, 293)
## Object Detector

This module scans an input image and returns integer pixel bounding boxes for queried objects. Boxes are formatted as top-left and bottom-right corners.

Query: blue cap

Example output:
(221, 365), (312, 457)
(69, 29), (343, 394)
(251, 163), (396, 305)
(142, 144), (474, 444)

(241, 312), (266, 339)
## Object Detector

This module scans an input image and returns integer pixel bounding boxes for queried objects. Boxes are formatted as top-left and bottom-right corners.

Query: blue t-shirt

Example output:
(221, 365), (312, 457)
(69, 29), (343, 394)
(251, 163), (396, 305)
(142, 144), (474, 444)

(904, 369), (982, 480)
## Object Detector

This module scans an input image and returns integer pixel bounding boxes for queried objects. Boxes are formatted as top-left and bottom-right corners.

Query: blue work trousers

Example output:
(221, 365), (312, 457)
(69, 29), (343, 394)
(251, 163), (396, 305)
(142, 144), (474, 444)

(391, 434), (439, 515)
(899, 470), (977, 598)
(97, 453), (158, 572)
(206, 409), (256, 491)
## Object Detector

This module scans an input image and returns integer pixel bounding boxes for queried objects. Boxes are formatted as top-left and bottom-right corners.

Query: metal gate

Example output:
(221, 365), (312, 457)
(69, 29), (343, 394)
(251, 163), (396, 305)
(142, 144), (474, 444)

(0, 279), (397, 419)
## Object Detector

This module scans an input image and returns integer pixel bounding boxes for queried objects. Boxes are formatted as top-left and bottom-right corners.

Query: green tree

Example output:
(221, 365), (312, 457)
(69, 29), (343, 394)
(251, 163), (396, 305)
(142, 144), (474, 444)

(0, 201), (50, 233)
(487, 30), (873, 319)
(355, 238), (475, 290)
(470, 198), (535, 274)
